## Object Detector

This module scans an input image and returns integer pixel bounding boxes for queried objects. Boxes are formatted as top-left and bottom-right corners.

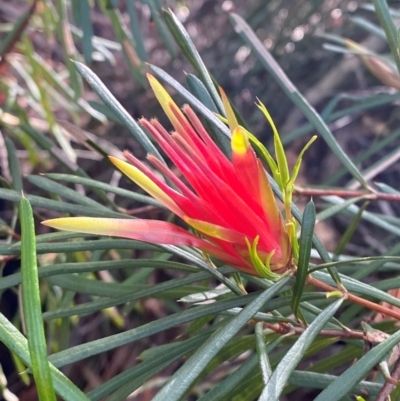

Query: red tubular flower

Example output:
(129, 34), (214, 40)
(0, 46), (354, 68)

(43, 75), (293, 278)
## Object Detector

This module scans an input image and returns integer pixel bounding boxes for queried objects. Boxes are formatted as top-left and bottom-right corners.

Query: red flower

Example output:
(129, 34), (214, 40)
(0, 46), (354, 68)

(43, 75), (293, 278)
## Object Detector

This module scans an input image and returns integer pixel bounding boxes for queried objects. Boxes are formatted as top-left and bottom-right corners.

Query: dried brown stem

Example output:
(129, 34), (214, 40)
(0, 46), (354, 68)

(294, 187), (400, 202)
(308, 276), (400, 321)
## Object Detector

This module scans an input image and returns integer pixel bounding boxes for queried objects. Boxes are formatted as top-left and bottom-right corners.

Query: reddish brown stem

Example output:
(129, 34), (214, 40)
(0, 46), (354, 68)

(308, 276), (400, 321)
(294, 187), (400, 202)
(264, 322), (364, 340)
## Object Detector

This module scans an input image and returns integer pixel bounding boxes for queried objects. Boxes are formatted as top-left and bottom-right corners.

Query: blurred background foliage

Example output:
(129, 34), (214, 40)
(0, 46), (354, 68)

(2, 0), (400, 400)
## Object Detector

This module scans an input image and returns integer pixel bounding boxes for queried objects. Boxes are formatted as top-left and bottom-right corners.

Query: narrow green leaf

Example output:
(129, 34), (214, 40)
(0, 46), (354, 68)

(54, 0), (82, 98)
(313, 271), (400, 308)
(0, 188), (126, 218)
(200, 355), (258, 401)
(185, 74), (218, 113)
(126, 0), (147, 60)
(322, 195), (400, 237)
(48, 283), (291, 369)
(351, 16), (386, 40)
(314, 328), (400, 401)
(289, 371), (381, 396)
(96, 330), (215, 401)
(284, 93), (400, 146)
(260, 299), (343, 401)
(372, 0), (400, 74)
(230, 13), (368, 188)
(98, 0), (146, 85)
(5, 139), (23, 192)
(316, 196), (366, 222)
(334, 202), (368, 257)
(162, 9), (224, 113)
(19, 196), (57, 401)
(77, 0), (93, 64)
(0, 239), (160, 256)
(255, 322), (272, 385)
(73, 61), (162, 159)
(289, 135), (318, 186)
(27, 53), (105, 121)
(151, 277), (291, 401)
(292, 200), (316, 316)
(26, 175), (111, 211)
(0, 313), (91, 401)
(43, 173), (161, 207)
(0, 259), (197, 290)
(145, 0), (176, 58)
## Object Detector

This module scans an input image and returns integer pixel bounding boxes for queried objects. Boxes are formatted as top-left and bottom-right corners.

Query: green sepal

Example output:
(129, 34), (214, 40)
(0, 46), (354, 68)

(256, 100), (289, 192)
(245, 237), (282, 281)
(289, 135), (318, 187)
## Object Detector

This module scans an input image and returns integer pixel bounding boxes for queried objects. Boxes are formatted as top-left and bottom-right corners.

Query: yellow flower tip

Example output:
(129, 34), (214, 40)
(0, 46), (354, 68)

(108, 155), (119, 165)
(41, 217), (81, 231)
(146, 73), (156, 83)
(41, 219), (52, 227)
(109, 154), (135, 173)
(231, 126), (249, 155)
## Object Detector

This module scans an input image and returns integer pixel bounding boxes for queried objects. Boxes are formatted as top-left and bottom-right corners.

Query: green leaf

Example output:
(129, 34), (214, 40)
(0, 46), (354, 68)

(292, 200), (316, 317)
(5, 139), (23, 192)
(260, 299), (343, 401)
(0, 259), (197, 290)
(19, 196), (57, 401)
(185, 74), (218, 113)
(0, 313), (91, 401)
(151, 276), (291, 401)
(145, 0), (176, 58)
(0, 188), (125, 218)
(289, 135), (318, 186)
(54, 0), (82, 99)
(333, 202), (368, 257)
(255, 322), (272, 385)
(351, 16), (386, 40)
(162, 9), (224, 114)
(313, 271), (400, 308)
(314, 328), (400, 401)
(73, 61), (162, 159)
(372, 0), (400, 74)
(43, 173), (161, 207)
(126, 0), (147, 61)
(288, 371), (381, 396)
(26, 175), (111, 211)
(98, 0), (146, 85)
(230, 12), (368, 189)
(0, 239), (161, 256)
(75, 0), (94, 64)
(95, 330), (215, 401)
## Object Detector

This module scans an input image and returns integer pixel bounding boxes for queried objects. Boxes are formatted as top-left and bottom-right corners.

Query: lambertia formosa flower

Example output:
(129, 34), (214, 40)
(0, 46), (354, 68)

(43, 74), (316, 279)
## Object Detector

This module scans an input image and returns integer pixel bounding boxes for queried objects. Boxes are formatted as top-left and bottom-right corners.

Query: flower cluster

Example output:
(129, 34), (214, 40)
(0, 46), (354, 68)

(43, 74), (309, 279)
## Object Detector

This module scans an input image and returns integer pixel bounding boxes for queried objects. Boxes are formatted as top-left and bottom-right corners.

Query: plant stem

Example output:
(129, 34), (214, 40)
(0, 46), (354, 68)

(308, 276), (400, 321)
(294, 187), (400, 202)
